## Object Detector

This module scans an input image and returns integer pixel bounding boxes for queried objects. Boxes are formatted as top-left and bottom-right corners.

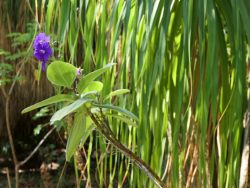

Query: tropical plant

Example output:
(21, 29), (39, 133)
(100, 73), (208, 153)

(22, 59), (167, 187)
(2, 0), (250, 187)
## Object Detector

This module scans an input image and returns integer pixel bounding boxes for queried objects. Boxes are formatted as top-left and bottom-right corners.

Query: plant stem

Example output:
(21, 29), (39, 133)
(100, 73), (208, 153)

(5, 97), (19, 188)
(19, 126), (55, 166)
(6, 167), (11, 188)
(88, 111), (166, 188)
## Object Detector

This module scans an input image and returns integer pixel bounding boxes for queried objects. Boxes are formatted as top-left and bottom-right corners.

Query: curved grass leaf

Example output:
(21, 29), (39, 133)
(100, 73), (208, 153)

(104, 89), (130, 101)
(106, 113), (137, 127)
(92, 103), (138, 122)
(45, 0), (55, 34)
(59, 0), (70, 42)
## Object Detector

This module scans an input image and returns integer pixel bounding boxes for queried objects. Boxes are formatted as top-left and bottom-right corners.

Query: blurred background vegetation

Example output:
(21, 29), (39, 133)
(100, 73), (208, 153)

(0, 0), (250, 187)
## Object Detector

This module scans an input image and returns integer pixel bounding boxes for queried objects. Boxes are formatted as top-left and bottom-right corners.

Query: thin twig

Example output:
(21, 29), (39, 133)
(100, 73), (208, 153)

(19, 126), (55, 167)
(0, 87), (8, 98)
(5, 97), (19, 188)
(25, 0), (36, 19)
(5, 167), (11, 188)
(57, 161), (67, 188)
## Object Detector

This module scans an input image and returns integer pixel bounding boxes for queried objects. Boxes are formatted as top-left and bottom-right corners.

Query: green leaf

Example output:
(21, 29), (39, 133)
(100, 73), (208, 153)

(82, 81), (103, 94)
(106, 113), (137, 127)
(92, 104), (138, 121)
(0, 49), (10, 56)
(239, 0), (250, 44)
(50, 98), (93, 123)
(66, 113), (94, 161)
(47, 61), (77, 87)
(80, 91), (99, 98)
(104, 89), (130, 101)
(33, 124), (43, 136)
(45, 0), (55, 34)
(59, 0), (70, 42)
(21, 94), (74, 114)
(77, 63), (115, 93)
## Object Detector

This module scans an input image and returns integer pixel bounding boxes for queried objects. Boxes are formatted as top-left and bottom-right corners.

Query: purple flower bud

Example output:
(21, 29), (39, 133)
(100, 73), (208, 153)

(33, 33), (52, 71)
(76, 68), (81, 76)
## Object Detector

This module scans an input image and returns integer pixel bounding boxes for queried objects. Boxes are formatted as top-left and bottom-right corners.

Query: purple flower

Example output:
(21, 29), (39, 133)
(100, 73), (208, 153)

(33, 33), (52, 71)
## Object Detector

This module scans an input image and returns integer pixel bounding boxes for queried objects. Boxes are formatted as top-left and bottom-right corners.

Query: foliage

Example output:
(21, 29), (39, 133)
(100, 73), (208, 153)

(40, 0), (250, 187)
(0, 62), (13, 86)
(22, 60), (147, 186)
(0, 24), (36, 86)
(2, 0), (250, 187)
(22, 61), (136, 159)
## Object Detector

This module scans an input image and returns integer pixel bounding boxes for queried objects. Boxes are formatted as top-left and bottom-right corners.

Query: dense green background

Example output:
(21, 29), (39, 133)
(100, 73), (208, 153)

(1, 0), (250, 187)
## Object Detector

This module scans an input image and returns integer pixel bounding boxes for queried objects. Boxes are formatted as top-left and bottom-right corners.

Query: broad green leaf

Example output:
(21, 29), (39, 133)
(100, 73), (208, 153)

(47, 61), (77, 87)
(50, 98), (93, 123)
(77, 63), (115, 93)
(92, 104), (138, 121)
(104, 89), (130, 101)
(21, 94), (74, 114)
(66, 113), (94, 161)
(82, 81), (103, 94)
(106, 113), (137, 127)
